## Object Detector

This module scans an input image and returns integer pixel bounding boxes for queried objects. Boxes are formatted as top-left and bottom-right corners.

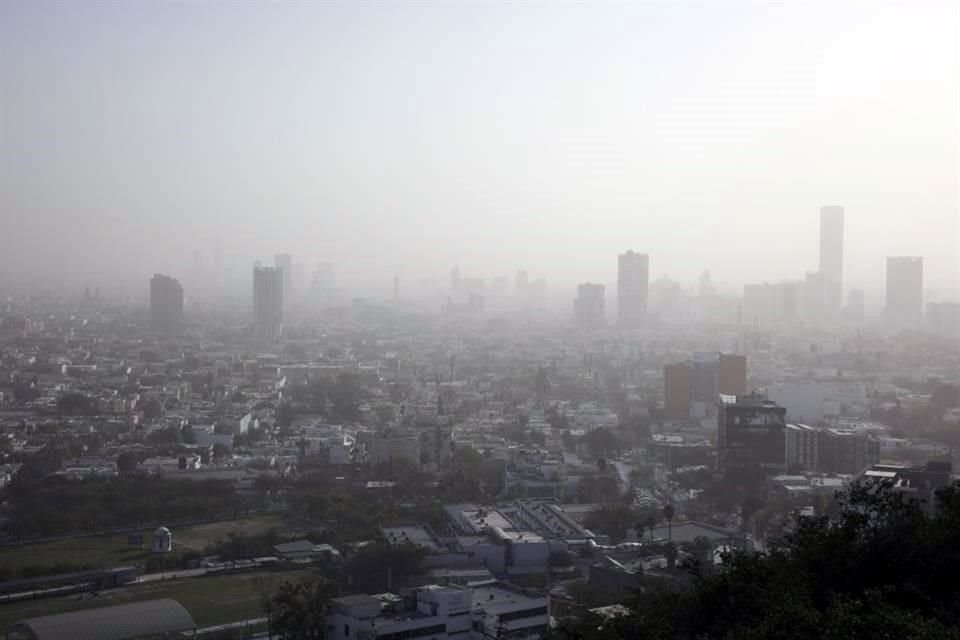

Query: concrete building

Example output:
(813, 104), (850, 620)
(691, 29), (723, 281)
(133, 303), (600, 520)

(149, 274), (184, 335)
(885, 256), (924, 330)
(927, 302), (960, 340)
(784, 423), (818, 472)
(664, 363), (691, 419)
(817, 428), (879, 475)
(573, 283), (605, 330)
(717, 354), (747, 396)
(718, 394), (787, 478)
(845, 288), (865, 324)
(858, 461), (952, 515)
(471, 584), (549, 640)
(515, 270), (528, 299)
(274, 253), (293, 306)
(802, 271), (825, 324)
(819, 206), (844, 316)
(512, 498), (597, 548)
(327, 584), (548, 640)
(742, 283), (779, 326)
(253, 266), (284, 340)
(663, 353), (746, 419)
(766, 381), (868, 425)
(617, 251), (649, 329)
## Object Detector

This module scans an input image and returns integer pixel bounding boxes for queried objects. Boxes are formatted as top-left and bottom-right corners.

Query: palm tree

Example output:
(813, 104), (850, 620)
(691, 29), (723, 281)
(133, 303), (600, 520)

(664, 541), (679, 569)
(662, 503), (675, 542)
(644, 514), (658, 542)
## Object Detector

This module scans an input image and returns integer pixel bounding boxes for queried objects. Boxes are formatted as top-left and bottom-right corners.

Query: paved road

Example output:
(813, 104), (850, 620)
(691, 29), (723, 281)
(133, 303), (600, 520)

(196, 617), (268, 635)
(137, 567), (208, 583)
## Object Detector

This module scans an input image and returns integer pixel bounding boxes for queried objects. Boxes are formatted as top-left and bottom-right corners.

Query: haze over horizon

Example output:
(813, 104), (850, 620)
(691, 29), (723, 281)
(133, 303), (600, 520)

(2, 1), (958, 300)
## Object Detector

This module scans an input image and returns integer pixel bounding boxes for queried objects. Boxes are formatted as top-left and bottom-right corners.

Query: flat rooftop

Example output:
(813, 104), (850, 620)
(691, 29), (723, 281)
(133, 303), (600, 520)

(382, 525), (442, 552)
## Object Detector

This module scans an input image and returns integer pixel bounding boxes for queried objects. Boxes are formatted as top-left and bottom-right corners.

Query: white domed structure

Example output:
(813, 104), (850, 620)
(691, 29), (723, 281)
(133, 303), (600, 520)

(152, 526), (173, 553)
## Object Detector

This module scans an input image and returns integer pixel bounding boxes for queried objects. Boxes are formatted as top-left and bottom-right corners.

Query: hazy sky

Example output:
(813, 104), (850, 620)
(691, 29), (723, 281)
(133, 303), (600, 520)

(2, 1), (958, 298)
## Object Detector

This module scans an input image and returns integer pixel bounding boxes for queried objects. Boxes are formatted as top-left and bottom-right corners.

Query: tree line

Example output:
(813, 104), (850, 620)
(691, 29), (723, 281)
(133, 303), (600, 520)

(559, 482), (960, 640)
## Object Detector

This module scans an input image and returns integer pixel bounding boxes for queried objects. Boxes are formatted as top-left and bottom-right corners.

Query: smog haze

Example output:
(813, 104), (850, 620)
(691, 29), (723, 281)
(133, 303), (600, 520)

(1, 1), (957, 300)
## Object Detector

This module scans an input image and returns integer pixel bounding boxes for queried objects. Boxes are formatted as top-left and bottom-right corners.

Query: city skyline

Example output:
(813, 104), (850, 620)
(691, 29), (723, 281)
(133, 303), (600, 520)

(1, 2), (957, 298)
(0, 1), (958, 635)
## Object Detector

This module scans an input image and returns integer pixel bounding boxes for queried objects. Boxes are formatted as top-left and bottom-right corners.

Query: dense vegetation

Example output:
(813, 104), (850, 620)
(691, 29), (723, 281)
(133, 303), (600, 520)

(5, 475), (248, 538)
(560, 483), (960, 640)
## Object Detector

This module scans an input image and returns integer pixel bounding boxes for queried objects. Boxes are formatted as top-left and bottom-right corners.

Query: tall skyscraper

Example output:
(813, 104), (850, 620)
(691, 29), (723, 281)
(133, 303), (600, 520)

(885, 256), (924, 330)
(617, 251), (649, 328)
(253, 266), (284, 340)
(515, 270), (529, 299)
(819, 206), (844, 315)
(573, 283), (605, 329)
(274, 253), (293, 306)
(450, 265), (462, 294)
(150, 274), (183, 334)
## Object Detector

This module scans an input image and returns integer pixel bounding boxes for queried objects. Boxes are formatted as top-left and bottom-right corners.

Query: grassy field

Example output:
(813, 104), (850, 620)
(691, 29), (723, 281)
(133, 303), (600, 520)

(0, 569), (311, 629)
(0, 513), (289, 576)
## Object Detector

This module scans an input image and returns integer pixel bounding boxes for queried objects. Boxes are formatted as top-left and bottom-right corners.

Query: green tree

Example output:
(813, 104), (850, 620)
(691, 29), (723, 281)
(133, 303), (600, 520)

(346, 541), (426, 593)
(585, 504), (637, 543)
(141, 399), (163, 420)
(57, 392), (95, 416)
(212, 442), (231, 462)
(558, 482), (960, 640)
(116, 452), (139, 473)
(585, 428), (620, 458)
(330, 373), (362, 422)
(662, 503), (675, 542)
(272, 577), (338, 640)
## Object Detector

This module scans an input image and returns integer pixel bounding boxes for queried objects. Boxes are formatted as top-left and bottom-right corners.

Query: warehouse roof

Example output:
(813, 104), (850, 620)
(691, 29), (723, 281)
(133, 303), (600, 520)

(7, 598), (196, 640)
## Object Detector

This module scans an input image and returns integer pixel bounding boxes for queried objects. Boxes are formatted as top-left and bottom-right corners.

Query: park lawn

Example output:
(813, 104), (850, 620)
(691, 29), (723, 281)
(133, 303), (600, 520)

(171, 513), (287, 551)
(0, 513), (289, 577)
(0, 536), (156, 576)
(0, 569), (311, 629)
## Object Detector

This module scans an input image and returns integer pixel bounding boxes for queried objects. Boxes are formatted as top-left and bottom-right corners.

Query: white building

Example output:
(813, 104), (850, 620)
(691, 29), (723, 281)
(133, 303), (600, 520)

(326, 584), (547, 640)
(767, 381), (868, 425)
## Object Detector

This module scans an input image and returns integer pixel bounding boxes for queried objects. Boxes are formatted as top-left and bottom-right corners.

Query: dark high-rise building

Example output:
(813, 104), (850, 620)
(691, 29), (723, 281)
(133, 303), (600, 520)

(253, 266), (284, 340)
(885, 256), (924, 330)
(718, 394), (786, 478)
(573, 283), (605, 329)
(274, 253), (293, 306)
(150, 274), (184, 334)
(617, 250), (649, 328)
(819, 206), (844, 315)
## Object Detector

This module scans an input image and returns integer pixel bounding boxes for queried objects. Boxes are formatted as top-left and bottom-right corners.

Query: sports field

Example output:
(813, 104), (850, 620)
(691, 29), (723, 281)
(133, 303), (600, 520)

(0, 513), (288, 577)
(0, 568), (309, 629)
